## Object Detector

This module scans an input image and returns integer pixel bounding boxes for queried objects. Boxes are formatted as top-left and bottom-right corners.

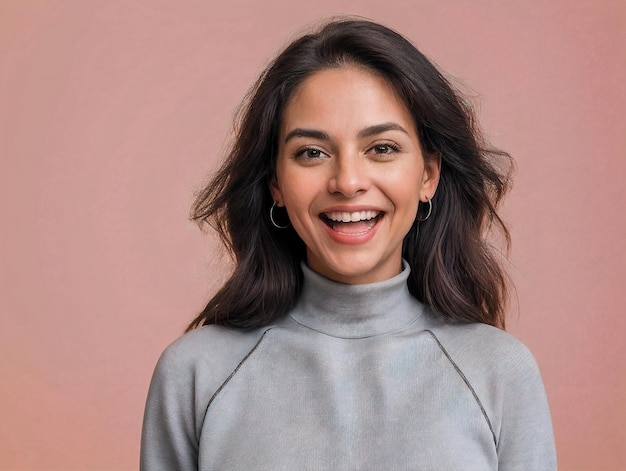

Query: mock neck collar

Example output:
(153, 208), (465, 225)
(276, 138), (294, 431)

(289, 261), (424, 339)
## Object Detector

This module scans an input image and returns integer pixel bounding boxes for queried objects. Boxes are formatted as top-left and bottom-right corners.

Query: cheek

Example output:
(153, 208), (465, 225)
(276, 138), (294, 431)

(282, 190), (314, 226)
(388, 180), (422, 232)
(285, 195), (311, 230)
(386, 167), (423, 203)
(278, 167), (323, 214)
(273, 165), (297, 204)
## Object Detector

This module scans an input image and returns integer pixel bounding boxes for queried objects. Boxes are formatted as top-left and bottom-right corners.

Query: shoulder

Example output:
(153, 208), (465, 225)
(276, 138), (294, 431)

(421, 317), (544, 412)
(423, 317), (553, 450)
(142, 325), (276, 467)
(145, 324), (276, 441)
(153, 324), (272, 385)
(424, 318), (539, 379)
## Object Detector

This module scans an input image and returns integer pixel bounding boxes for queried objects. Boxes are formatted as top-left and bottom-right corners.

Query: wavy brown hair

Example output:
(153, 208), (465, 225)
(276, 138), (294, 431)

(187, 19), (513, 331)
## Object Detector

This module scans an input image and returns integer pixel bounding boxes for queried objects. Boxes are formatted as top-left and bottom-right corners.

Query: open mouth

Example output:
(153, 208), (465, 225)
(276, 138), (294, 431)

(320, 210), (383, 235)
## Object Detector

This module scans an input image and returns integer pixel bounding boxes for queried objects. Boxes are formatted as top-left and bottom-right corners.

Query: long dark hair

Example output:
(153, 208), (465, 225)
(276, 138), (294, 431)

(187, 18), (513, 331)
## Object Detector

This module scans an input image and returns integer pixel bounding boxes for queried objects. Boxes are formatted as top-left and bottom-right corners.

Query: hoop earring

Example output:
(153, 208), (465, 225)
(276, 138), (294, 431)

(270, 202), (290, 229)
(416, 197), (432, 222)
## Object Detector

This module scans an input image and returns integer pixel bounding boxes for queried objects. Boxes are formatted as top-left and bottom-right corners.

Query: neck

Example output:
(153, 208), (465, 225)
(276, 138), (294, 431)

(289, 261), (425, 338)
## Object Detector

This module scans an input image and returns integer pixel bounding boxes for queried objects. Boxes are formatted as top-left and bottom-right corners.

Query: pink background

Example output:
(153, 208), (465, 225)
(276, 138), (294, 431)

(1, 1), (624, 469)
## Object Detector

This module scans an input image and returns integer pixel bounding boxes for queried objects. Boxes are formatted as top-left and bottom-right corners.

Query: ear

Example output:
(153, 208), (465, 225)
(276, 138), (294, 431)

(420, 153), (441, 201)
(269, 174), (284, 206)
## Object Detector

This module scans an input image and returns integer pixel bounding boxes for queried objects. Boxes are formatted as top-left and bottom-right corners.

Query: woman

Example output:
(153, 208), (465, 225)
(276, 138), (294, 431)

(141, 19), (556, 470)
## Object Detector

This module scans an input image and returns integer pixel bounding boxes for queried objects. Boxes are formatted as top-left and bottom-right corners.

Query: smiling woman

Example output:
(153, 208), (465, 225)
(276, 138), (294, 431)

(141, 18), (556, 470)
(271, 67), (439, 284)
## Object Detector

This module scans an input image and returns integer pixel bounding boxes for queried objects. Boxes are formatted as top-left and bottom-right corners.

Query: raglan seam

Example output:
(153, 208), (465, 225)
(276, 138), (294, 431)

(202, 328), (275, 421)
(424, 329), (498, 447)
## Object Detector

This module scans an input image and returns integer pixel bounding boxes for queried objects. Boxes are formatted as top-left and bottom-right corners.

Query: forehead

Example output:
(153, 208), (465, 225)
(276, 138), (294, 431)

(280, 67), (415, 135)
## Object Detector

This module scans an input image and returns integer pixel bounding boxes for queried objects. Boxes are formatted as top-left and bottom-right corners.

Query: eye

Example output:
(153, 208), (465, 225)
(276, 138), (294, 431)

(295, 147), (328, 159)
(369, 143), (401, 155)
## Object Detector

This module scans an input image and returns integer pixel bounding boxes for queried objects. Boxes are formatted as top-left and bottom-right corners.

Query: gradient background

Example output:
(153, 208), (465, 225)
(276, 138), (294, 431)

(1, 1), (624, 470)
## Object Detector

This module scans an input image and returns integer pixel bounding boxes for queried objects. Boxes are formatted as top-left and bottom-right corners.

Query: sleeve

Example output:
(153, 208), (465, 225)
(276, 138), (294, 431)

(496, 346), (557, 471)
(140, 343), (199, 471)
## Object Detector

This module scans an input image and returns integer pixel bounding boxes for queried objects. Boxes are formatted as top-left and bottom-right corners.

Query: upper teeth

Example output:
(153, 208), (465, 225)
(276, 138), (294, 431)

(326, 210), (379, 222)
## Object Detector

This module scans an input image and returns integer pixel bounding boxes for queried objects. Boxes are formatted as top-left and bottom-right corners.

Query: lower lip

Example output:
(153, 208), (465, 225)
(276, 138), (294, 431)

(321, 216), (383, 245)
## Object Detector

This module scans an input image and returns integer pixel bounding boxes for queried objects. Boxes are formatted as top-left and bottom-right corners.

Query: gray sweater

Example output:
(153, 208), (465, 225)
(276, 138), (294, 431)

(141, 263), (556, 470)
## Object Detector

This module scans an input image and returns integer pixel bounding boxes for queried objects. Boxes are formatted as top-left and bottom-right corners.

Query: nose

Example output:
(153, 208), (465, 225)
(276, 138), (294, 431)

(327, 153), (370, 198)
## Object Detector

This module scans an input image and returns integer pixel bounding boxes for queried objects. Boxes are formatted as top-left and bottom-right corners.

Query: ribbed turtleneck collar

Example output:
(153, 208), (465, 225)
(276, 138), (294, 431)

(289, 261), (425, 339)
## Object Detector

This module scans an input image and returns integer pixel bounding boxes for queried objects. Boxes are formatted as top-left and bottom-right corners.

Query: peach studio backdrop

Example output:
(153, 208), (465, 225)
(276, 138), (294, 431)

(1, 1), (624, 470)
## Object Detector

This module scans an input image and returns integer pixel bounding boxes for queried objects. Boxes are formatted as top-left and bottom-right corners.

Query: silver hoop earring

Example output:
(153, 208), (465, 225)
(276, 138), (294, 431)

(416, 197), (432, 222)
(270, 202), (290, 229)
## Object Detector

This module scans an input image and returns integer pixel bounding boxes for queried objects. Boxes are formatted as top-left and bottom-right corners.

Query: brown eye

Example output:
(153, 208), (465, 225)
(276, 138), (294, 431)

(372, 143), (400, 154)
(296, 147), (327, 159)
(306, 149), (322, 158)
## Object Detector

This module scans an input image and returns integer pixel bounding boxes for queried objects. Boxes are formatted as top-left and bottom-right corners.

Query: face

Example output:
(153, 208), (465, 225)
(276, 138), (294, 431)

(271, 67), (440, 284)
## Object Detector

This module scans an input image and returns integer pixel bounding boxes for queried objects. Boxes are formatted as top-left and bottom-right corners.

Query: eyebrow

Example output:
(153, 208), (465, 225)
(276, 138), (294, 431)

(284, 128), (330, 143)
(358, 122), (410, 138)
(283, 122), (409, 143)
